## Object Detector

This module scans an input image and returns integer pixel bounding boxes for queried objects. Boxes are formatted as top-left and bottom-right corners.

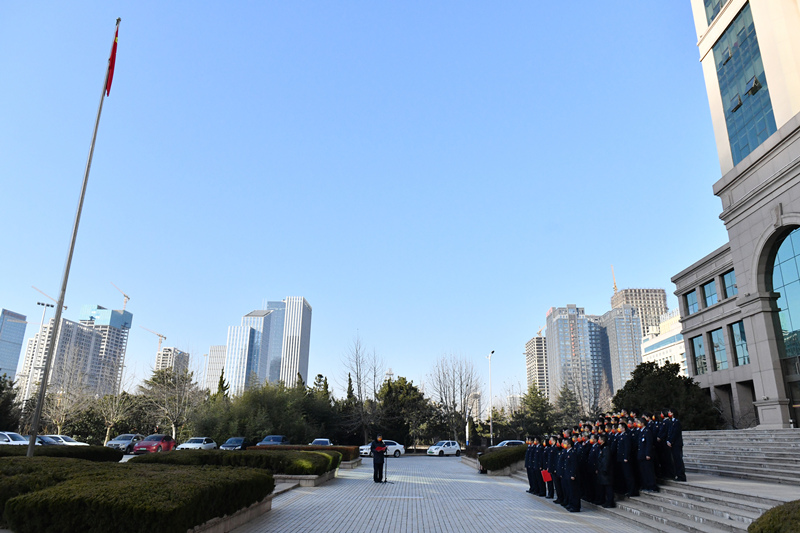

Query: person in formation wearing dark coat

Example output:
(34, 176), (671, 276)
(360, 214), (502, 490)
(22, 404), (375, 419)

(637, 417), (659, 492)
(616, 423), (638, 497)
(564, 438), (581, 512)
(525, 438), (537, 493)
(667, 408), (687, 482)
(596, 433), (615, 508)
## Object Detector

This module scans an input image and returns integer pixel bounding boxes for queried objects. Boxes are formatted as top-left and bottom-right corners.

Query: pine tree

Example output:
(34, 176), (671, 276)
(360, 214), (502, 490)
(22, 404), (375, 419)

(215, 369), (230, 399)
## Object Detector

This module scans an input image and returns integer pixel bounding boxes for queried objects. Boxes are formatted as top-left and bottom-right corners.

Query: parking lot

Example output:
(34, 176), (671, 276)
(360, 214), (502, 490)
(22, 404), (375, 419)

(233, 454), (640, 533)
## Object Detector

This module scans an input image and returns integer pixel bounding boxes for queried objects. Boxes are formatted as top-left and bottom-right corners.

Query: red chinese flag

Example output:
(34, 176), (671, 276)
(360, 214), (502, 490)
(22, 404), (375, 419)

(106, 26), (119, 96)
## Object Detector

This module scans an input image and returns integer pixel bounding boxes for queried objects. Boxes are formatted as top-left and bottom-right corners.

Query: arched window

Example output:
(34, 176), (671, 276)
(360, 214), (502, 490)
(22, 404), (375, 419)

(772, 228), (800, 365)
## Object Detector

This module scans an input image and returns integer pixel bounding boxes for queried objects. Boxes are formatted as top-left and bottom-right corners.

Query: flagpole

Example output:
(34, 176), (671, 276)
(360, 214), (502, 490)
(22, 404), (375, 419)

(27, 18), (121, 458)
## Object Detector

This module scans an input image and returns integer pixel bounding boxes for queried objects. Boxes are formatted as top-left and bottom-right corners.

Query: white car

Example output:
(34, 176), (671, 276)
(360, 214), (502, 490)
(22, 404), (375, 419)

(45, 435), (89, 446)
(427, 440), (461, 457)
(0, 431), (28, 445)
(310, 438), (332, 446)
(359, 440), (405, 458)
(177, 437), (217, 450)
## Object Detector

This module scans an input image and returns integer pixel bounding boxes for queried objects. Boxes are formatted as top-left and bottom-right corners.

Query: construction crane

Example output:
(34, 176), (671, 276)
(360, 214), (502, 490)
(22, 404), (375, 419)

(611, 265), (618, 294)
(537, 327), (544, 337)
(32, 286), (67, 310)
(111, 282), (130, 310)
(141, 326), (167, 353)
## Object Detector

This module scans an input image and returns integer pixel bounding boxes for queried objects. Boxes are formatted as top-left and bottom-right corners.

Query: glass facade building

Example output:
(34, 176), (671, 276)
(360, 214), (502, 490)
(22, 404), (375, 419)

(0, 309), (27, 381)
(600, 305), (642, 394)
(713, 3), (776, 166)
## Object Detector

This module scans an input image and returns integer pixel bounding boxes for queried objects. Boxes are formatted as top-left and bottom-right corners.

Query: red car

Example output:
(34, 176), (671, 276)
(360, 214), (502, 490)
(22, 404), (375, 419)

(132, 434), (176, 454)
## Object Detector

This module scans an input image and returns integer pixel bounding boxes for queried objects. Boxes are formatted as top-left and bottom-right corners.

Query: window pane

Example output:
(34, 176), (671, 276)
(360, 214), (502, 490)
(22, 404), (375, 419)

(693, 336), (707, 375)
(710, 329), (728, 370)
(730, 321), (749, 365)
(686, 291), (699, 315)
(703, 281), (718, 307)
(723, 270), (738, 298)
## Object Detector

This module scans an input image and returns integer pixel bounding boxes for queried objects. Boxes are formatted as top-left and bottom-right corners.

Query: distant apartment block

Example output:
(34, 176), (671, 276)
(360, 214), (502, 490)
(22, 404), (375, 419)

(641, 309), (686, 376)
(204, 345), (226, 392)
(78, 305), (133, 396)
(600, 305), (642, 393)
(611, 288), (668, 338)
(155, 347), (190, 374)
(0, 309), (27, 381)
(525, 334), (548, 396)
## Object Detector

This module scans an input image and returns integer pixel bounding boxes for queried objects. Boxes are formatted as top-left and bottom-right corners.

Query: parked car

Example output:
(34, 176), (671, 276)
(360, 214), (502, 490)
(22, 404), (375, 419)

(26, 435), (60, 446)
(45, 435), (89, 446)
(132, 434), (175, 454)
(487, 440), (525, 451)
(359, 440), (405, 458)
(0, 431), (28, 445)
(426, 440), (461, 457)
(257, 435), (290, 446)
(309, 438), (332, 446)
(177, 437), (217, 450)
(105, 433), (145, 454)
(219, 437), (252, 451)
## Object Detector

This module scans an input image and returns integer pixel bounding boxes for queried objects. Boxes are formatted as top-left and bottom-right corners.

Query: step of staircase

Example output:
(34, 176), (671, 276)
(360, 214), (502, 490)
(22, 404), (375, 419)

(683, 455), (800, 473)
(589, 478), (788, 533)
(685, 463), (800, 485)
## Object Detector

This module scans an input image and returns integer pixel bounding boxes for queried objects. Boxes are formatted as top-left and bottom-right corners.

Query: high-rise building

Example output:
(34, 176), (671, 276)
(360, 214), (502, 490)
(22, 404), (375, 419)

(78, 305), (133, 396)
(0, 309), (27, 381)
(279, 297), (312, 385)
(17, 317), (102, 402)
(155, 347), (190, 373)
(204, 345), (226, 392)
(641, 309), (687, 376)
(545, 305), (611, 413)
(525, 334), (548, 397)
(611, 288), (667, 338)
(467, 391), (482, 420)
(672, 0), (800, 428)
(600, 305), (642, 393)
(222, 297), (312, 395)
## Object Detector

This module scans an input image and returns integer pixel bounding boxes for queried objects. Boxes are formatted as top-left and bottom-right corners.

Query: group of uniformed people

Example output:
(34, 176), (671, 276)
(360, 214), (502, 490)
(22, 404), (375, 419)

(523, 408), (686, 513)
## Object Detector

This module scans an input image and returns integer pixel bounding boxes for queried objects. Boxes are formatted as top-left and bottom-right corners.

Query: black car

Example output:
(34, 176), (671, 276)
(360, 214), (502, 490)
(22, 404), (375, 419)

(220, 437), (253, 451)
(105, 433), (145, 454)
(257, 435), (290, 446)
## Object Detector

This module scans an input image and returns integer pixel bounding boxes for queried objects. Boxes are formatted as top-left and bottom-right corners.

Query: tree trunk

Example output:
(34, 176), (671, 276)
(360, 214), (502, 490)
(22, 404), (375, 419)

(172, 423), (177, 440)
(104, 425), (113, 445)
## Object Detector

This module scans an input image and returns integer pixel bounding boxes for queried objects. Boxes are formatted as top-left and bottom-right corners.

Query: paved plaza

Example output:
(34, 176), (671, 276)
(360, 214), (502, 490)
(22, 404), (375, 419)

(233, 455), (641, 533)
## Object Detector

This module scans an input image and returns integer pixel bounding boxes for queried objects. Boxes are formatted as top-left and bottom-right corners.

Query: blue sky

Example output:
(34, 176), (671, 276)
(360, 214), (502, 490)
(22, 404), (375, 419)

(1, 2), (728, 402)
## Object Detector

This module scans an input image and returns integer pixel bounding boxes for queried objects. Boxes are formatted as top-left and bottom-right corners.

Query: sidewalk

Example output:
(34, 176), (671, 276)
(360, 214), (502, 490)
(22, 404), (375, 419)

(232, 455), (641, 533)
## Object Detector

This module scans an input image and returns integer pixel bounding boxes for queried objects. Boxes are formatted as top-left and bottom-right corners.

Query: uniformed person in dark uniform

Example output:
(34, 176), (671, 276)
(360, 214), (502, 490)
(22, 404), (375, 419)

(543, 436), (555, 499)
(564, 437), (580, 512)
(668, 408), (687, 482)
(596, 433), (615, 507)
(616, 422), (638, 497)
(370, 434), (387, 482)
(637, 416), (659, 492)
(657, 409), (674, 480)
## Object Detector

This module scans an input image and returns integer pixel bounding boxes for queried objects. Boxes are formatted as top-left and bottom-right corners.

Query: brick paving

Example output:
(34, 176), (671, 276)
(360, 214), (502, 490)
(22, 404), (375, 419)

(233, 455), (641, 533)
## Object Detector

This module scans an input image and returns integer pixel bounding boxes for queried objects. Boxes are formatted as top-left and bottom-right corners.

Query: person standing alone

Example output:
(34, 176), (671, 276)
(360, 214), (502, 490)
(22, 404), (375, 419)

(371, 434), (387, 483)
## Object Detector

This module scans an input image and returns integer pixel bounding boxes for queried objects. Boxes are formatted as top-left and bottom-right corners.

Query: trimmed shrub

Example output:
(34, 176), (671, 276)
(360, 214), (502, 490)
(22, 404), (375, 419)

(129, 449), (340, 475)
(465, 445), (487, 459)
(748, 500), (800, 533)
(477, 445), (526, 471)
(4, 463), (274, 533)
(253, 445), (359, 461)
(0, 445), (123, 462)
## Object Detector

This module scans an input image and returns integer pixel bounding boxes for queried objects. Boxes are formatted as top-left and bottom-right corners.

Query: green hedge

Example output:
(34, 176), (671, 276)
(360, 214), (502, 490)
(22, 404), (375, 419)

(4, 462), (274, 533)
(477, 445), (526, 471)
(748, 500), (800, 533)
(129, 449), (340, 476)
(252, 445), (359, 461)
(0, 445), (123, 462)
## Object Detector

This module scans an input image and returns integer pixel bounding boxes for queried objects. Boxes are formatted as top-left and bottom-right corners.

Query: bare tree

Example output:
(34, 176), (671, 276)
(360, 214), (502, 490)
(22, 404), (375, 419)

(427, 353), (480, 442)
(340, 335), (384, 442)
(43, 346), (90, 435)
(97, 383), (135, 444)
(138, 367), (203, 439)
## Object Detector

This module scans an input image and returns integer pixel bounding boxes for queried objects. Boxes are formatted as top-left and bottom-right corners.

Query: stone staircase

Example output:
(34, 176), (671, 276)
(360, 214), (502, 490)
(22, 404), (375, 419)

(683, 428), (800, 485)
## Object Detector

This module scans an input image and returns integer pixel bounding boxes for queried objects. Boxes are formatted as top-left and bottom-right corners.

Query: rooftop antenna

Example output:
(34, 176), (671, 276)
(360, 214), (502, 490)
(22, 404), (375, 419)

(612, 265), (618, 294)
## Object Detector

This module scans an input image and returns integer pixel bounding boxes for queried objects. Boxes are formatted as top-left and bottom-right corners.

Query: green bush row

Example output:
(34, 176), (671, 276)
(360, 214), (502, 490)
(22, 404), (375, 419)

(252, 444), (359, 461)
(477, 445), (526, 471)
(3, 460), (274, 533)
(129, 448), (341, 475)
(748, 500), (800, 533)
(0, 445), (123, 462)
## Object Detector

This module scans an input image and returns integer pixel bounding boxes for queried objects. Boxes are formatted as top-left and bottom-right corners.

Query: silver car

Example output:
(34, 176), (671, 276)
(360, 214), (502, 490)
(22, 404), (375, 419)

(0, 431), (28, 445)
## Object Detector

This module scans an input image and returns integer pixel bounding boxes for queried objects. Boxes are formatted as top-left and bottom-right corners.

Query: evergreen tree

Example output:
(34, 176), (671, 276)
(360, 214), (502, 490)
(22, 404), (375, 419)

(0, 374), (20, 431)
(215, 369), (230, 399)
(554, 382), (581, 429)
(511, 383), (555, 438)
(346, 373), (356, 403)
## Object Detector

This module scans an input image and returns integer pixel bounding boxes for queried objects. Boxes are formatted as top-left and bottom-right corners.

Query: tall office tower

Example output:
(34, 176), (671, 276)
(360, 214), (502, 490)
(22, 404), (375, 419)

(467, 391), (482, 420)
(264, 301), (286, 383)
(672, 1), (800, 428)
(279, 297), (312, 385)
(0, 309), (27, 380)
(78, 305), (133, 396)
(223, 309), (276, 395)
(204, 345), (226, 391)
(17, 318), (102, 402)
(642, 309), (687, 376)
(155, 347), (190, 373)
(525, 334), (548, 397)
(600, 305), (643, 393)
(611, 288), (667, 338)
(545, 305), (611, 414)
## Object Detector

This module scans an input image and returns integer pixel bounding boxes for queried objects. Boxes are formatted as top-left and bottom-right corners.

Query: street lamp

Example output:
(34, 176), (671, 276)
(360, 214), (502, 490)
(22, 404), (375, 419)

(487, 350), (494, 446)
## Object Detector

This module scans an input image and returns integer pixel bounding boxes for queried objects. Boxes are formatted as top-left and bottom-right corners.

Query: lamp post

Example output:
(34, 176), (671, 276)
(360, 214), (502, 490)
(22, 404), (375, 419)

(487, 350), (494, 446)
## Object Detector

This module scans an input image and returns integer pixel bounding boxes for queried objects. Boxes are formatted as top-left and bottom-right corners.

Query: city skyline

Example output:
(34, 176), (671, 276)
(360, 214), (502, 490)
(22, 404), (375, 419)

(2, 3), (726, 399)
